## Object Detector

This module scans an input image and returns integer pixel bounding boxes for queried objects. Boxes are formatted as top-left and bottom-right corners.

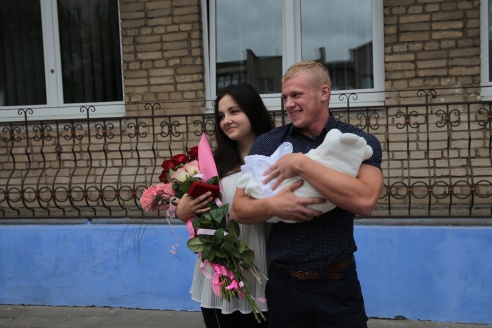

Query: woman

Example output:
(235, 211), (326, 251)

(176, 82), (274, 328)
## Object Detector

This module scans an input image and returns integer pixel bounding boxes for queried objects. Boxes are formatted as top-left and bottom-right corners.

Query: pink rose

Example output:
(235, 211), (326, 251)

(183, 160), (199, 176)
(171, 167), (189, 183)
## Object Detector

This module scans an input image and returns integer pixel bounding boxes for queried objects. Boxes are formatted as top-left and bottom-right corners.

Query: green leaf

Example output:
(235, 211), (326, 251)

(222, 241), (234, 251)
(227, 220), (240, 237)
(187, 237), (206, 252)
(241, 249), (255, 265)
(240, 261), (252, 270)
(213, 229), (225, 244)
(193, 216), (214, 230)
(202, 245), (211, 260)
(231, 248), (242, 259)
(179, 180), (193, 193)
(199, 235), (216, 244)
(207, 248), (216, 262)
(223, 233), (237, 244)
(215, 249), (226, 258)
(189, 177), (202, 183)
(202, 245), (217, 263)
(226, 258), (236, 271)
(237, 240), (247, 253)
(208, 204), (229, 227)
(206, 176), (220, 185)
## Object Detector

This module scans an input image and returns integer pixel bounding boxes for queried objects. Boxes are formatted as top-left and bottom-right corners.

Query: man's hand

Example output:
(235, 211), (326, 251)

(232, 179), (326, 224)
(271, 180), (325, 222)
(263, 153), (305, 190)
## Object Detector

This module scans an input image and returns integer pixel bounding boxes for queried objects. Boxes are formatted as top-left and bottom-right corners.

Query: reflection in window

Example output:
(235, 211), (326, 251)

(215, 0), (282, 94)
(301, 0), (373, 90)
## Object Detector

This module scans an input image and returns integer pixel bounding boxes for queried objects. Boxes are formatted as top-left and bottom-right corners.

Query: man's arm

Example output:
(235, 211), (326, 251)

(232, 180), (325, 224)
(264, 153), (383, 216)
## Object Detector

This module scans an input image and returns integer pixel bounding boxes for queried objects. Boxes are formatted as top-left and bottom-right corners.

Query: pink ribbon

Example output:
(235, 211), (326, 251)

(199, 259), (267, 302)
(200, 262), (242, 297)
(186, 217), (195, 239)
(196, 228), (228, 236)
(211, 264), (234, 296)
(225, 279), (238, 291)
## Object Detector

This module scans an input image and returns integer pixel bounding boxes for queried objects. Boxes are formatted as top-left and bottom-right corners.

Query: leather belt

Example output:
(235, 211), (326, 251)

(271, 255), (355, 281)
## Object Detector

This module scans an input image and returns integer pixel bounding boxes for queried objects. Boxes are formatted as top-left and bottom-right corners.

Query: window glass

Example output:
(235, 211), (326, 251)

(488, 0), (492, 81)
(215, 0), (282, 94)
(480, 0), (492, 99)
(206, 0), (383, 109)
(57, 0), (123, 103)
(0, 0), (123, 119)
(301, 0), (373, 90)
(0, 0), (47, 106)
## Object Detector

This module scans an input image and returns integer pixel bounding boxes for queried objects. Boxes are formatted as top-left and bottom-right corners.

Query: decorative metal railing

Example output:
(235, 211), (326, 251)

(1, 90), (491, 220)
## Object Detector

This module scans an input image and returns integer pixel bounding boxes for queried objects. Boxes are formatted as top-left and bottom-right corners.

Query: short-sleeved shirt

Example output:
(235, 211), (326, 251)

(249, 114), (382, 271)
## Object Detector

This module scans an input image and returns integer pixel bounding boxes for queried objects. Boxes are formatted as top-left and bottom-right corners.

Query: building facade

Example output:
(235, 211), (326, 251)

(0, 0), (491, 324)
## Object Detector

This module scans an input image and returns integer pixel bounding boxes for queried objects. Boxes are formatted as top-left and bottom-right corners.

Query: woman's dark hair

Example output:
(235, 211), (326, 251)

(213, 82), (274, 178)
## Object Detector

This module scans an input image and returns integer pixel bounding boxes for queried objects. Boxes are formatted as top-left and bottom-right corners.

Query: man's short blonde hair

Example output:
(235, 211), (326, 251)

(282, 60), (331, 89)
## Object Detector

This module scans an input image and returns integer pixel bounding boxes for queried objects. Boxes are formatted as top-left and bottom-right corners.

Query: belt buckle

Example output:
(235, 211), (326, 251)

(292, 270), (320, 280)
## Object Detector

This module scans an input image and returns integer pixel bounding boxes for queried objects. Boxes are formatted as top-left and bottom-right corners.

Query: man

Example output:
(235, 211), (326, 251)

(232, 60), (383, 328)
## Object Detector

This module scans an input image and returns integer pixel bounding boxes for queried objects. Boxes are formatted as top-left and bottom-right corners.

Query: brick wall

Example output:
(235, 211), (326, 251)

(119, 0), (205, 115)
(117, 0), (483, 108)
(118, 0), (483, 109)
(383, 0), (481, 105)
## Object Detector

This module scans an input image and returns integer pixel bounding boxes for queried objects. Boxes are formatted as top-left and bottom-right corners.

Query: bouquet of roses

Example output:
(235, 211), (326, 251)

(139, 145), (201, 214)
(139, 134), (266, 323)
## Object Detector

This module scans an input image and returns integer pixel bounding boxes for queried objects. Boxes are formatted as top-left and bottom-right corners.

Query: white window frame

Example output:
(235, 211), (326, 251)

(0, 0), (125, 122)
(201, 0), (385, 112)
(481, 0), (492, 100)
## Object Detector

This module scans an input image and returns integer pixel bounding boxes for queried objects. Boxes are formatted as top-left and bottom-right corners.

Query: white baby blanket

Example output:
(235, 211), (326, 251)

(237, 129), (373, 223)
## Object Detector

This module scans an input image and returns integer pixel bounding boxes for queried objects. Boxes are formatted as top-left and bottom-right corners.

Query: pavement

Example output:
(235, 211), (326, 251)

(0, 305), (491, 328)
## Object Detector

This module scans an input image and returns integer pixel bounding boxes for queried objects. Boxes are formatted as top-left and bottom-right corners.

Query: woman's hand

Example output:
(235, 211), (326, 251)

(175, 192), (213, 222)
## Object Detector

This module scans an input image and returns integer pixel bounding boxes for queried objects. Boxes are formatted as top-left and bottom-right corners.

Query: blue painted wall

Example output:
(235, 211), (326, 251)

(0, 223), (491, 324)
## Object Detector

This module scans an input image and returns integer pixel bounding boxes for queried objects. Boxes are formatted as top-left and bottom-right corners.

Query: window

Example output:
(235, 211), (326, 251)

(0, 0), (124, 122)
(201, 0), (384, 110)
(481, 0), (492, 100)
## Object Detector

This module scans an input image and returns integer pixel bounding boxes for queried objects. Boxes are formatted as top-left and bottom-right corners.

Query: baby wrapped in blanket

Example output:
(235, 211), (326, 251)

(236, 129), (373, 223)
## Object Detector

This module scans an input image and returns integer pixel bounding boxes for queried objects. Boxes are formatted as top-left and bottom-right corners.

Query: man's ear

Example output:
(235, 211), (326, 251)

(320, 85), (330, 102)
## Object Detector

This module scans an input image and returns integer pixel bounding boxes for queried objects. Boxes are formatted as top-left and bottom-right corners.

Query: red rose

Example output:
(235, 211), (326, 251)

(188, 146), (198, 160)
(172, 154), (188, 165)
(161, 159), (176, 172)
(158, 170), (169, 183)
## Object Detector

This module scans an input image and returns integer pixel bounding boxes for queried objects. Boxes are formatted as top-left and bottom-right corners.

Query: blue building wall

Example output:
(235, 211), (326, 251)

(0, 222), (491, 324)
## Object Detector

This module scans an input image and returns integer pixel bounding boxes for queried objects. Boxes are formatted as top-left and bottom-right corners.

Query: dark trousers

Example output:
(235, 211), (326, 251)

(201, 307), (268, 328)
(266, 261), (368, 328)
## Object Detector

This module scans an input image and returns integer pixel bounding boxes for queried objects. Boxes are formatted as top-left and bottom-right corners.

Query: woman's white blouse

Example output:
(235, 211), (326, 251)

(189, 171), (269, 313)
